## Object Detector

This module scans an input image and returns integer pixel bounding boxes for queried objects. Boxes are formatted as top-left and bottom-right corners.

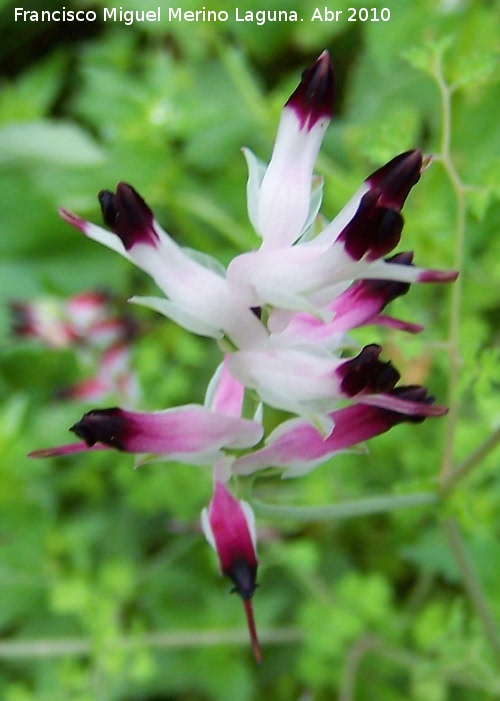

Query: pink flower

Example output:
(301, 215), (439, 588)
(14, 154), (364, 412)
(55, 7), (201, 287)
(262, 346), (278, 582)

(29, 51), (459, 662)
(201, 479), (261, 664)
(30, 404), (263, 466)
(234, 386), (447, 478)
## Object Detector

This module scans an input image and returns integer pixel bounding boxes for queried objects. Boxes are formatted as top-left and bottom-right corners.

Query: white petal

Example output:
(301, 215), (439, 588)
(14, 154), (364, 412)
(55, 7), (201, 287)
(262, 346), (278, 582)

(242, 147), (267, 233)
(200, 507), (216, 551)
(129, 295), (223, 338)
(240, 500), (257, 550)
(256, 109), (328, 248)
(83, 221), (129, 257)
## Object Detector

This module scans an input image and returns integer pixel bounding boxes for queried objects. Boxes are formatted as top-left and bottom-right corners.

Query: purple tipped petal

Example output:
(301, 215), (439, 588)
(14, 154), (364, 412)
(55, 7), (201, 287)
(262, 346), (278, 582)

(327, 251), (415, 330)
(70, 405), (262, 454)
(336, 191), (404, 262)
(356, 388), (448, 417)
(337, 344), (400, 397)
(202, 481), (258, 595)
(32, 405), (262, 464)
(228, 347), (347, 420)
(249, 51), (334, 248)
(98, 182), (159, 250)
(201, 481), (262, 663)
(285, 50), (334, 131)
(367, 150), (423, 210)
(233, 385), (447, 477)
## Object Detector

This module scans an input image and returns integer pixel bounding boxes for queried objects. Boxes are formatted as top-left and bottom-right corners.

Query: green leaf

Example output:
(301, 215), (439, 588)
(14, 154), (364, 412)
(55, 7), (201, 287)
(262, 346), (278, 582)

(402, 36), (454, 77)
(0, 121), (104, 166)
(451, 50), (499, 91)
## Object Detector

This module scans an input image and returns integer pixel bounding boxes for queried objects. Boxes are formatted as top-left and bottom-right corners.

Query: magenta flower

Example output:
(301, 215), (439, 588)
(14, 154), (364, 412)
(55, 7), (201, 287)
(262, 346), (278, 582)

(234, 386), (446, 478)
(30, 404), (263, 465)
(30, 51), (458, 662)
(201, 478), (261, 664)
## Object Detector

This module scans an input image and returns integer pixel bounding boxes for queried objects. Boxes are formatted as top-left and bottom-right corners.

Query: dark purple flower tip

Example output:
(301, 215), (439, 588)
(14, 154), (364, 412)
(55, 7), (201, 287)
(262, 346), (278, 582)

(339, 344), (401, 397)
(70, 407), (126, 450)
(285, 50), (334, 131)
(367, 150), (423, 211)
(98, 182), (159, 250)
(385, 385), (447, 421)
(228, 558), (259, 601)
(337, 191), (404, 261)
(362, 251), (415, 301)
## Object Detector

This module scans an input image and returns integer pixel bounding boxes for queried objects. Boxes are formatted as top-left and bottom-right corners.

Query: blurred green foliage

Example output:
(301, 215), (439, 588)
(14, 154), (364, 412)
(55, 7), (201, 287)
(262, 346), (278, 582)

(0, 0), (499, 699)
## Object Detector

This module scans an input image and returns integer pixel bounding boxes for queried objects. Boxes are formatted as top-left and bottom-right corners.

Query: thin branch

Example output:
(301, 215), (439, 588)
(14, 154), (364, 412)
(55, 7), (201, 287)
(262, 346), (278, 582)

(338, 636), (378, 701)
(433, 54), (468, 486)
(252, 492), (438, 523)
(0, 627), (303, 660)
(440, 425), (500, 496)
(443, 517), (500, 665)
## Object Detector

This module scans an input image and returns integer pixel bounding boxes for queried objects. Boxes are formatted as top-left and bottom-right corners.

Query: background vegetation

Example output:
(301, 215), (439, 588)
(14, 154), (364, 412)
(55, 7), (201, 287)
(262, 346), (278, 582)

(0, 0), (499, 699)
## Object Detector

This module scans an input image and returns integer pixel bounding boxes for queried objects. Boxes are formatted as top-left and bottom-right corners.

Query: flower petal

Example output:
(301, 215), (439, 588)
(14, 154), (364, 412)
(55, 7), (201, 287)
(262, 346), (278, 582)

(271, 252), (420, 347)
(234, 386), (447, 477)
(313, 150), (424, 249)
(205, 355), (246, 418)
(366, 149), (423, 211)
(227, 346), (344, 419)
(61, 184), (268, 349)
(201, 480), (261, 663)
(31, 405), (263, 466)
(252, 51), (334, 248)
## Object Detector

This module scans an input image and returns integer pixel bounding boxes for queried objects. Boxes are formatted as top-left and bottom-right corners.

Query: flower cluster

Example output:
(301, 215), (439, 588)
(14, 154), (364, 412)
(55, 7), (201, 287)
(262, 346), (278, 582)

(31, 52), (457, 662)
(11, 290), (138, 402)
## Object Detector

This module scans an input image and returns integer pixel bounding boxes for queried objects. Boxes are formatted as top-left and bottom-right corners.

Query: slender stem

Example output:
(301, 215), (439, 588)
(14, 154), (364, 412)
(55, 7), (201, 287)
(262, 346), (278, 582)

(252, 492), (438, 522)
(443, 517), (500, 664)
(338, 636), (378, 701)
(0, 627), (303, 660)
(433, 56), (468, 486)
(440, 425), (500, 497)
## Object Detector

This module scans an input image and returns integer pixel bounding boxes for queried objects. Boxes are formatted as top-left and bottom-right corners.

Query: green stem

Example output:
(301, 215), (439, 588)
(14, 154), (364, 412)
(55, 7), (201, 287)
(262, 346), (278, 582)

(0, 627), (302, 660)
(433, 55), (468, 487)
(440, 425), (500, 497)
(443, 517), (500, 665)
(252, 492), (438, 522)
